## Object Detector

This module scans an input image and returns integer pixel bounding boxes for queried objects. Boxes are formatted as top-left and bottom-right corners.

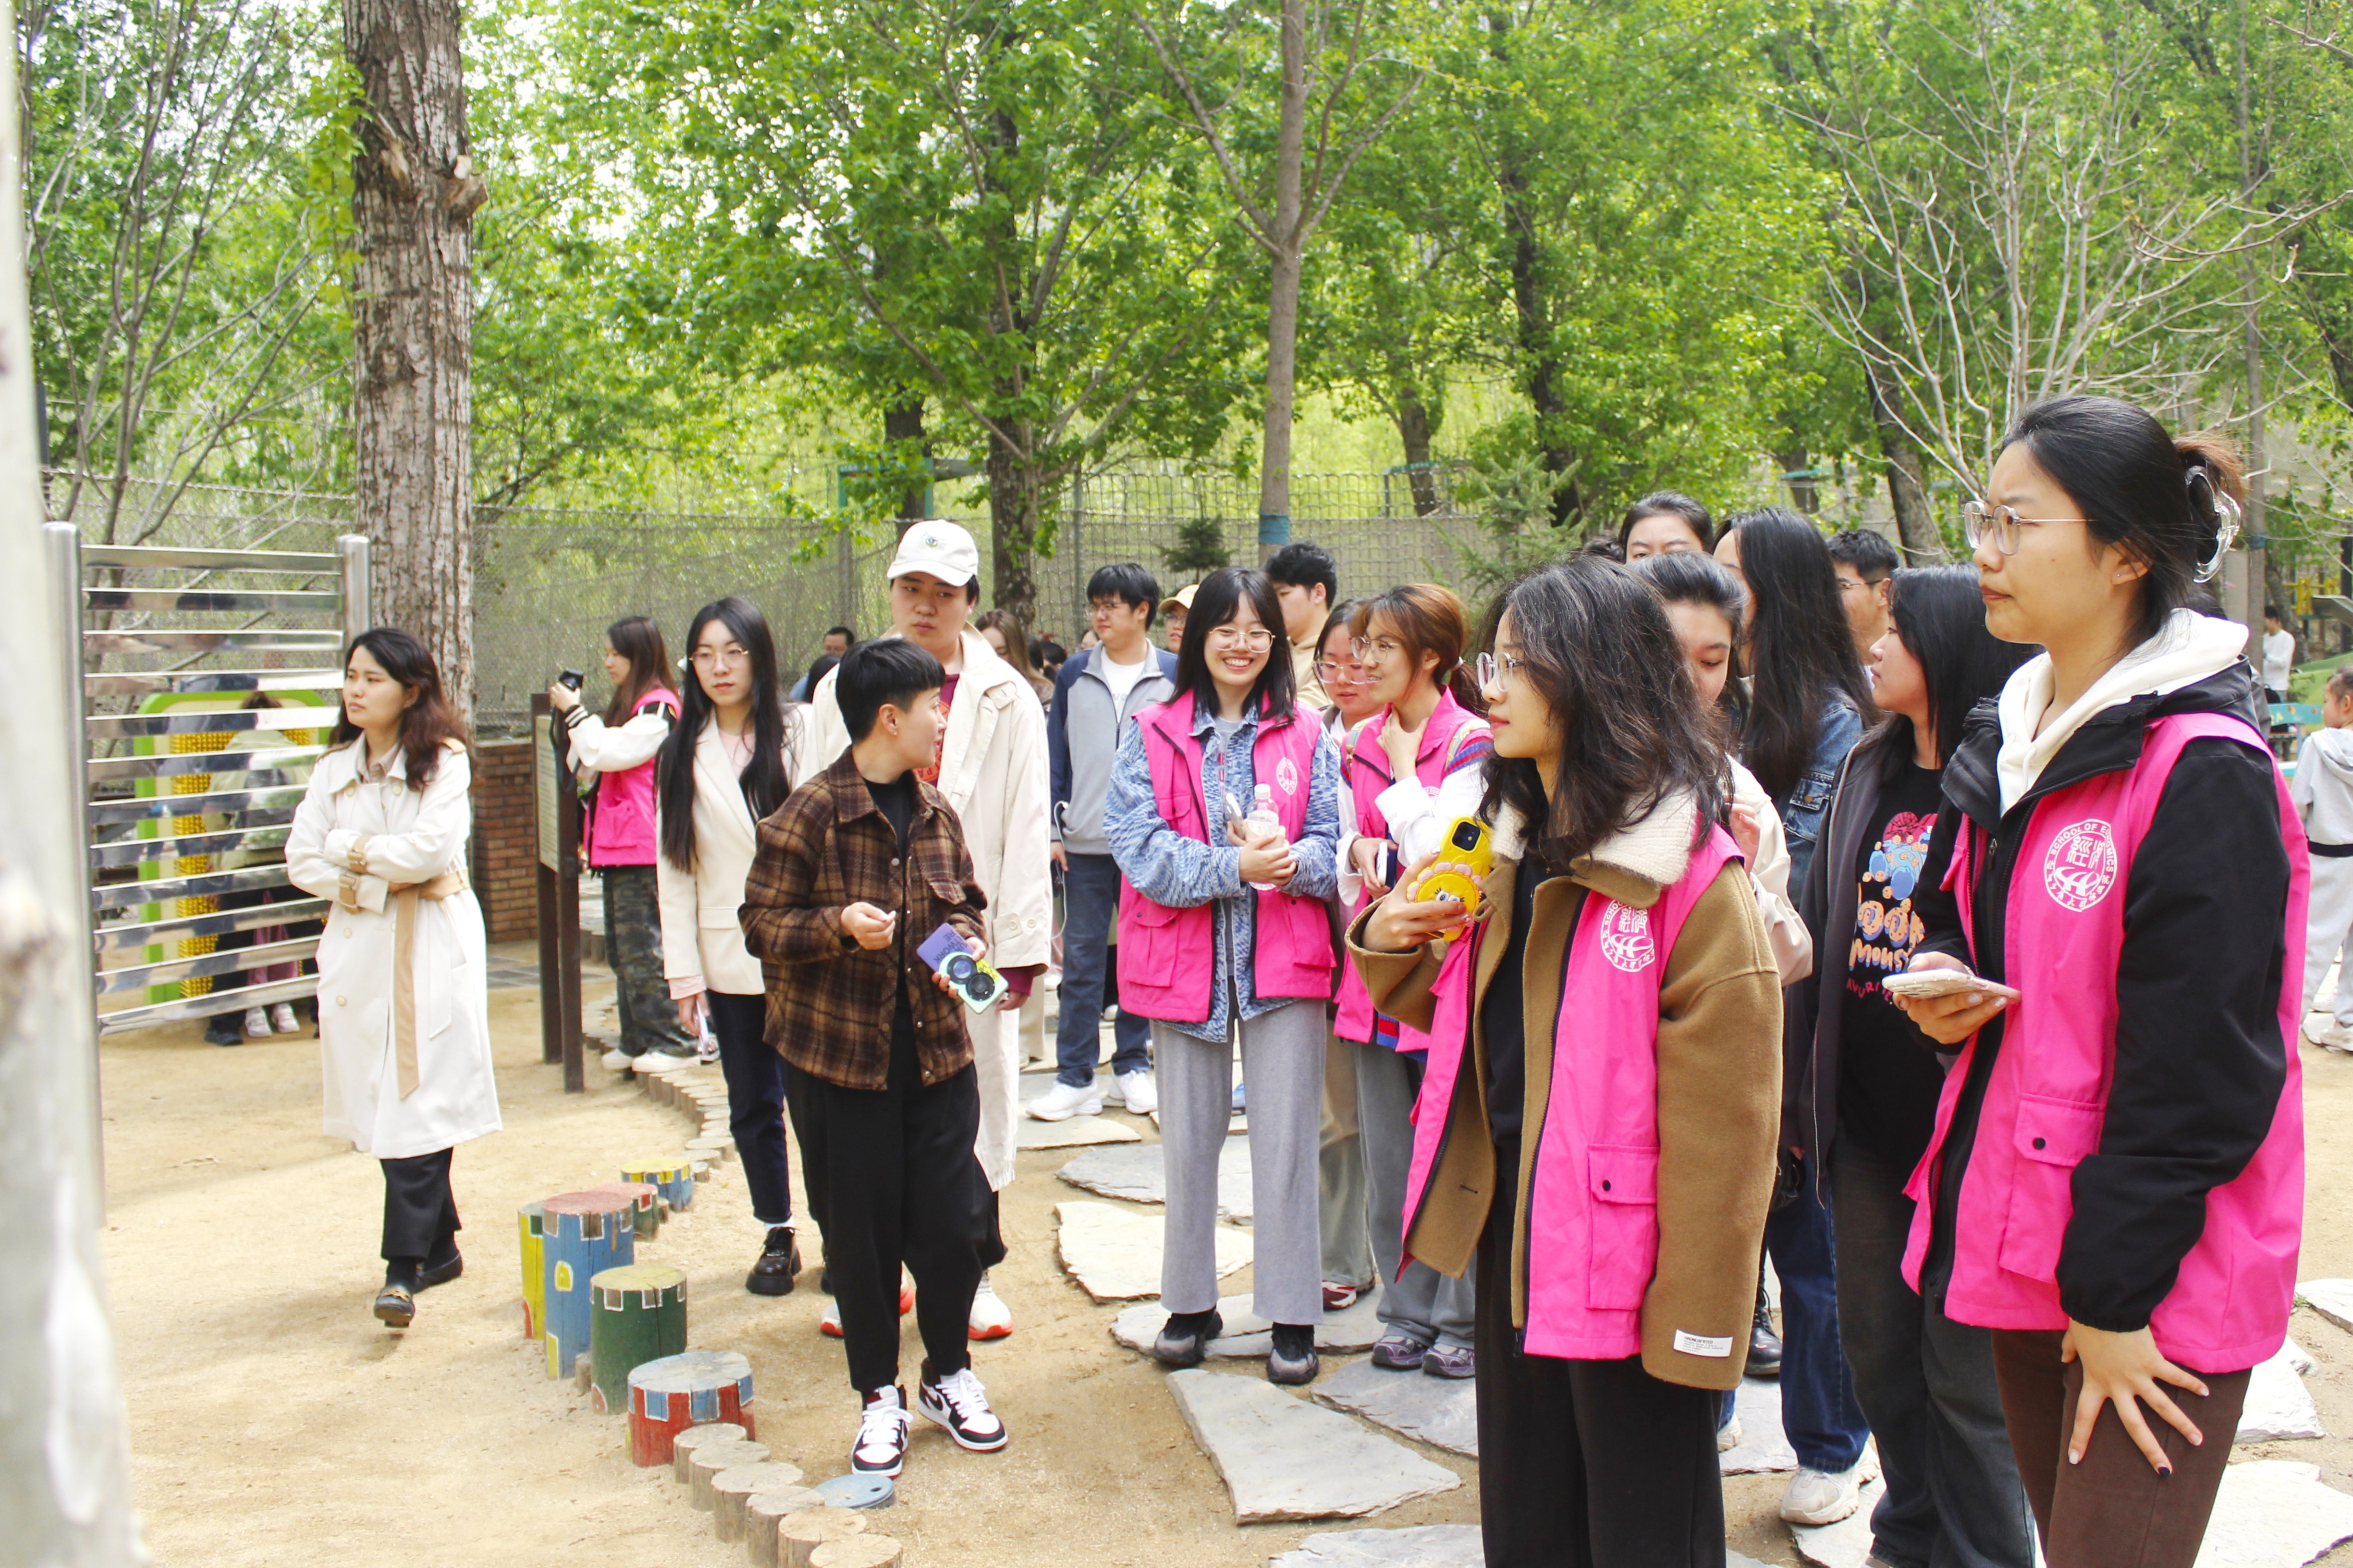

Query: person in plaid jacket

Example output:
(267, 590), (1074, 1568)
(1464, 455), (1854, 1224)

(738, 638), (1009, 1479)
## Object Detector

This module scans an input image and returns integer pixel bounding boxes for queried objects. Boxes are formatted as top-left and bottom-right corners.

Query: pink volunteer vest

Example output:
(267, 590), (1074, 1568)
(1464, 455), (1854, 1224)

(1333, 690), (1488, 1045)
(1116, 693), (1335, 1024)
(1900, 712), (2308, 1373)
(587, 687), (678, 869)
(1401, 824), (1739, 1360)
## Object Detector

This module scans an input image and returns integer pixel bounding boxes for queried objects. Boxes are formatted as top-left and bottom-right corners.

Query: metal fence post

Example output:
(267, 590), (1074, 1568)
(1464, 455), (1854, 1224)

(337, 533), (371, 645)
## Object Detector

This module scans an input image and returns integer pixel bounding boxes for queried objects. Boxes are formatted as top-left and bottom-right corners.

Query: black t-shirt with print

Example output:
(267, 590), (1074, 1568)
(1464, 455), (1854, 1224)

(1835, 757), (1950, 1169)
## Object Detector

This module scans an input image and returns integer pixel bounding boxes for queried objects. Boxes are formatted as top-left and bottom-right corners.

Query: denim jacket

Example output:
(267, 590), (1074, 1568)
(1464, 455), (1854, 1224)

(1774, 698), (1864, 892)
(1104, 700), (1342, 1041)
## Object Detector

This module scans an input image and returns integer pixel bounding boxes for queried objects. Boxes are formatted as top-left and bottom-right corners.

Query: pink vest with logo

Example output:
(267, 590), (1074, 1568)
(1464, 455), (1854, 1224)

(1401, 823), (1739, 1360)
(1116, 693), (1335, 1024)
(1899, 712), (2308, 1373)
(586, 688), (678, 869)
(1334, 690), (1489, 1045)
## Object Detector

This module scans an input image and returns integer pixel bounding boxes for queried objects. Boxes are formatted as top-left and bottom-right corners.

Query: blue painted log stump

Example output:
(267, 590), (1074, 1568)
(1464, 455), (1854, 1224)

(540, 1189), (635, 1380)
(622, 1158), (694, 1214)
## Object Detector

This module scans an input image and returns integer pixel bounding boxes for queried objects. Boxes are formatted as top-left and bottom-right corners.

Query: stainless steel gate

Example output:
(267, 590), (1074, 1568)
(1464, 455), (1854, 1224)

(49, 524), (371, 1035)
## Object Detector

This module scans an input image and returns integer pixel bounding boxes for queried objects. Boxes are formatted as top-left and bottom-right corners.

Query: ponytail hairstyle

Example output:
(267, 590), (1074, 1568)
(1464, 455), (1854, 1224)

(600, 614), (673, 725)
(1346, 583), (1482, 712)
(1632, 548), (1748, 734)
(330, 627), (469, 789)
(1722, 508), (1878, 799)
(659, 597), (796, 871)
(1999, 396), (2245, 648)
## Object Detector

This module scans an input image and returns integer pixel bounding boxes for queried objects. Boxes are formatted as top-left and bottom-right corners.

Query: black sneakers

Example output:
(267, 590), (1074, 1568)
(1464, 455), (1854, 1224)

(1151, 1308), (1224, 1368)
(917, 1361), (1009, 1452)
(1267, 1323), (1319, 1386)
(1749, 1278), (1784, 1375)
(747, 1225), (802, 1296)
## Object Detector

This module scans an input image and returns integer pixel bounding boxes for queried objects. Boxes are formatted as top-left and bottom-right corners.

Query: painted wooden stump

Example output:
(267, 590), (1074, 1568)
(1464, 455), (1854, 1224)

(744, 1489), (828, 1566)
(622, 1158), (694, 1214)
(686, 1439), (770, 1509)
(710, 1463), (805, 1540)
(778, 1507), (867, 1568)
(660, 1418), (745, 1478)
(587, 1263), (687, 1414)
(809, 1538), (901, 1568)
(541, 1190), (636, 1380)
(517, 1200), (547, 1340)
(588, 1180), (662, 1240)
(631, 1350), (756, 1467)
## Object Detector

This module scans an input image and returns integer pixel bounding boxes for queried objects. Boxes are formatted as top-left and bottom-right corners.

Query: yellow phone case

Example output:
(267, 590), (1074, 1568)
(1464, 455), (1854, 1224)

(1414, 816), (1493, 921)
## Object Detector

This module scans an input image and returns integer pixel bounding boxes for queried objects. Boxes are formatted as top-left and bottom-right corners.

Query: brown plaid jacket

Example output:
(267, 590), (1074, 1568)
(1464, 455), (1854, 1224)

(737, 752), (988, 1090)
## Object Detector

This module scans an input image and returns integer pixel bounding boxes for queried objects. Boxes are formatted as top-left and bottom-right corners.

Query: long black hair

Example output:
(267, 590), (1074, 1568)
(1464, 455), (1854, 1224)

(1172, 566), (1297, 721)
(1725, 509), (1877, 799)
(330, 627), (468, 789)
(1632, 549), (1747, 733)
(601, 614), (673, 725)
(1872, 566), (2040, 781)
(2000, 396), (2245, 648)
(1477, 558), (1727, 870)
(659, 597), (796, 871)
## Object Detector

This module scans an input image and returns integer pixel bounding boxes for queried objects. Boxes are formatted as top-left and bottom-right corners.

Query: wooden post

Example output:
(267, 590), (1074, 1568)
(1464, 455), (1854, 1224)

(540, 1190), (634, 1380)
(589, 1180), (661, 1240)
(779, 1508), (868, 1568)
(517, 1200), (547, 1339)
(631, 1350), (757, 1467)
(531, 695), (584, 1089)
(745, 1489), (829, 1567)
(713, 1470), (811, 1542)
(810, 1538), (903, 1568)
(658, 1419), (745, 1478)
(685, 1439), (770, 1510)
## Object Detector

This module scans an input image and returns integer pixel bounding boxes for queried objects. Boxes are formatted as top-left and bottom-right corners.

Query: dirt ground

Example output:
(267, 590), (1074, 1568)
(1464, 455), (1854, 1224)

(98, 958), (2353, 1567)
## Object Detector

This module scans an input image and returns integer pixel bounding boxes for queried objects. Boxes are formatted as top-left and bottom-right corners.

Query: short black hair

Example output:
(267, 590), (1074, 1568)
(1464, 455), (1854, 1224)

(1087, 562), (1162, 626)
(1826, 528), (1900, 584)
(837, 638), (945, 743)
(2266, 603), (2283, 620)
(1264, 541), (1337, 603)
(825, 625), (856, 643)
(1617, 492), (1715, 553)
(1034, 637), (1068, 667)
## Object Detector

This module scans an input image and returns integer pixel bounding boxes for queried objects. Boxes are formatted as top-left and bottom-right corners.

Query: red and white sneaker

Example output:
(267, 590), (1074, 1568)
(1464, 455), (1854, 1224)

(851, 1386), (911, 1477)
(819, 1277), (915, 1338)
(917, 1363), (1009, 1452)
(1322, 1280), (1362, 1310)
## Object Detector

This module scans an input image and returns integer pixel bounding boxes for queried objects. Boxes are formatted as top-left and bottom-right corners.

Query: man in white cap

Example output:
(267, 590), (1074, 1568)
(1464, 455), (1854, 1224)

(802, 521), (1051, 1341)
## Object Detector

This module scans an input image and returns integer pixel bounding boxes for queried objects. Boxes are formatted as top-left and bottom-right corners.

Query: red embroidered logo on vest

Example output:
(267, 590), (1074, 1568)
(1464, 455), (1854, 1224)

(2043, 819), (2120, 912)
(1598, 902), (1657, 972)
(1274, 755), (1301, 796)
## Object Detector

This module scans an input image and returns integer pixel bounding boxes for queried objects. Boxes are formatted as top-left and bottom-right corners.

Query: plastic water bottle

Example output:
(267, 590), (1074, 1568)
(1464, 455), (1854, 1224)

(1244, 783), (1286, 891)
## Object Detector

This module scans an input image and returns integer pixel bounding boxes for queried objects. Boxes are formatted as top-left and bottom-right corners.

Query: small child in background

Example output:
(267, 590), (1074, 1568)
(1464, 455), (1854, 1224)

(2294, 664), (2353, 1050)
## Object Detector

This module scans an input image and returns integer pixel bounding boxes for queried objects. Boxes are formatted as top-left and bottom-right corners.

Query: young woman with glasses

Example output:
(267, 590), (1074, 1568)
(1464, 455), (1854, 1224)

(1890, 397), (2299, 1567)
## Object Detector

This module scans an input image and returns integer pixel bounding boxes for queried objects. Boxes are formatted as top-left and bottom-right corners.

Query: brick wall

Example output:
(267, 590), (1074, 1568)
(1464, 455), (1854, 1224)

(472, 738), (539, 943)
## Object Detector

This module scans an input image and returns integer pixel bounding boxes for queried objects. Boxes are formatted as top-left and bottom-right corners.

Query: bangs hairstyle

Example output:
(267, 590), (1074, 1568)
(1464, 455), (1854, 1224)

(659, 597), (798, 870)
(838, 637), (947, 743)
(1348, 583), (1480, 710)
(1724, 509), (1877, 798)
(332, 627), (468, 788)
(1618, 491), (1715, 553)
(1087, 561), (1161, 624)
(1173, 566), (1297, 721)
(1477, 559), (1727, 870)
(1873, 566), (2039, 780)
(602, 613), (673, 725)
(976, 607), (1040, 683)
(2001, 396), (2246, 648)
(1632, 549), (1747, 724)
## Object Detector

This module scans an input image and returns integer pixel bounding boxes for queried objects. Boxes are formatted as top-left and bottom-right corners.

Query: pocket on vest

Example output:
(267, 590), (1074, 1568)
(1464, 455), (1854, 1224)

(1125, 899), (1182, 985)
(1586, 1143), (1661, 1311)
(1998, 1093), (2104, 1281)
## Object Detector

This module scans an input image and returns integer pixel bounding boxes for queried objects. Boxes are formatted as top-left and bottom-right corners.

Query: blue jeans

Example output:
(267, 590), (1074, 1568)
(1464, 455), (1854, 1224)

(1767, 1154), (1871, 1473)
(1056, 853), (1151, 1088)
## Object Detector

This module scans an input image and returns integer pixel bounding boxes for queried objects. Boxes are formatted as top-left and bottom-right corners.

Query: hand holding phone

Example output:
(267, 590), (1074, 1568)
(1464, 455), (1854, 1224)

(1406, 817), (1493, 929)
(918, 923), (1009, 1014)
(1885, 955), (2017, 1045)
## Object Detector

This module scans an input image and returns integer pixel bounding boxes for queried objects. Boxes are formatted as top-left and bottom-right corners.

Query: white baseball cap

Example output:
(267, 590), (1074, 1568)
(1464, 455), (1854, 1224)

(885, 520), (980, 587)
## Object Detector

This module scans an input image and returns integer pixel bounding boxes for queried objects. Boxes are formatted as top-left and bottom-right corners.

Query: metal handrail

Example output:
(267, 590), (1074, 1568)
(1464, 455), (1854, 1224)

(86, 783), (309, 825)
(83, 668), (338, 698)
(83, 630), (344, 655)
(89, 863), (305, 912)
(95, 935), (321, 994)
(97, 975), (320, 1035)
(86, 744), (328, 785)
(82, 544), (342, 571)
(89, 825), (289, 870)
(84, 705), (339, 739)
(93, 898), (329, 953)
(82, 587), (344, 615)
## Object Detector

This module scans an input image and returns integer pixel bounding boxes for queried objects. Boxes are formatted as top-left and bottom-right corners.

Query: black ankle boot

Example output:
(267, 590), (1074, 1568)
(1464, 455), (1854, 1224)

(747, 1225), (802, 1296)
(1267, 1323), (1319, 1386)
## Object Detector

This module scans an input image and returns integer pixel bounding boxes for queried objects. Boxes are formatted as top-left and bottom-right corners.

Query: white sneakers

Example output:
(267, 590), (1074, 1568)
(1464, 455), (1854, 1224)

(1108, 1069), (1158, 1116)
(243, 1007), (272, 1039)
(852, 1386), (912, 1477)
(1779, 1446), (1880, 1526)
(918, 1365), (1009, 1451)
(1026, 1079), (1102, 1121)
(601, 1046), (634, 1071)
(2309, 1017), (2353, 1052)
(1717, 1414), (1744, 1453)
(968, 1273), (1014, 1340)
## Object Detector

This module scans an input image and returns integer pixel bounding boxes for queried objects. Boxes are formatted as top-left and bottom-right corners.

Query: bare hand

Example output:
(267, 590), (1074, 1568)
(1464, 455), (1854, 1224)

(1381, 708), (1426, 780)
(1051, 841), (1068, 873)
(2062, 1320), (2208, 1474)
(1350, 836), (1393, 898)
(675, 991), (709, 1036)
(1888, 954), (2016, 1045)
(1237, 839), (1297, 886)
(929, 932), (995, 996)
(841, 902), (897, 950)
(1362, 850), (1478, 951)
(1730, 801), (1762, 867)
(547, 681), (581, 713)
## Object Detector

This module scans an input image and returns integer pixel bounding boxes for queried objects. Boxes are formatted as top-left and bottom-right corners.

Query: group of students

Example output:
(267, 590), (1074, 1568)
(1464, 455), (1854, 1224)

(280, 392), (2309, 1568)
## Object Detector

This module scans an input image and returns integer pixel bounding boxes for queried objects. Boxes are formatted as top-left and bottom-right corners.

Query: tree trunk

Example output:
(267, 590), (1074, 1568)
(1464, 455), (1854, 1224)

(2235, 0), (2267, 636)
(986, 416), (1039, 627)
(1486, 11), (1577, 528)
(1865, 364), (1939, 562)
(1396, 393), (1440, 516)
(1257, 0), (1308, 562)
(1774, 443), (1818, 514)
(883, 396), (928, 518)
(345, 0), (483, 721)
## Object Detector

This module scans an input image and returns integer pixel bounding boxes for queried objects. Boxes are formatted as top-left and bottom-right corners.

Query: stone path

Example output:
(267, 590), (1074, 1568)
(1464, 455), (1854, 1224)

(1056, 1201), (1250, 1301)
(2199, 1461), (2353, 1567)
(1788, 1478), (1885, 1568)
(1267, 1525), (1485, 1567)
(1314, 1359), (1478, 1457)
(1058, 1136), (1255, 1219)
(1111, 1290), (1388, 1358)
(1018, 1114), (1142, 1150)
(1168, 1369), (1462, 1523)
(1719, 1376), (1799, 1475)
(2241, 1339), (2325, 1443)
(2297, 1279), (2353, 1335)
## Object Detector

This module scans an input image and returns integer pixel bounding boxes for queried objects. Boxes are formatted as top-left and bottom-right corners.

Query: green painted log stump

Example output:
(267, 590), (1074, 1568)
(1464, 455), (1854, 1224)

(587, 1263), (687, 1414)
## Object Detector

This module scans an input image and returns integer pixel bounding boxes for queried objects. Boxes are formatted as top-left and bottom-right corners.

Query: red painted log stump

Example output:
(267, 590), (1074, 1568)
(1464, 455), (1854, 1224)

(628, 1350), (755, 1467)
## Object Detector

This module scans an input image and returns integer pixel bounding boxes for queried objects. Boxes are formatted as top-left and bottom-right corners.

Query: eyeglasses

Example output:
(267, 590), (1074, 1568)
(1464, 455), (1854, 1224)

(1314, 658), (1368, 684)
(692, 643), (750, 664)
(1206, 627), (1276, 651)
(1474, 651), (1526, 689)
(1961, 499), (2088, 557)
(1351, 635), (1406, 662)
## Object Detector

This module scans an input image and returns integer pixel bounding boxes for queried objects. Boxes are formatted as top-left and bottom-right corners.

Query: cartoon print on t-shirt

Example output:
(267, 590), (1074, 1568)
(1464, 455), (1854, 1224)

(1849, 809), (1935, 1001)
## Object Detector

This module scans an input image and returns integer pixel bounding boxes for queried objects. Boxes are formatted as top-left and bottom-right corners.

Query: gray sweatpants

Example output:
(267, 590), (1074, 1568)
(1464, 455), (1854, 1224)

(1353, 1034), (1477, 1350)
(1155, 997), (1325, 1326)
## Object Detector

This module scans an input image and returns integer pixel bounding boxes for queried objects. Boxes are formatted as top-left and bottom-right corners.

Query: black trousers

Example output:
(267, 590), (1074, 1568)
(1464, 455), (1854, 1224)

(708, 991), (794, 1227)
(782, 1023), (992, 1394)
(381, 1147), (459, 1264)
(1474, 1137), (1725, 1568)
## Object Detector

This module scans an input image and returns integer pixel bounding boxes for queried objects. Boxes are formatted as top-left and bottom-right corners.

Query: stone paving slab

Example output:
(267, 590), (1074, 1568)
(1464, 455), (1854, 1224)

(1268, 1525), (1485, 1567)
(1059, 1137), (1254, 1218)
(2197, 1460), (2353, 1566)
(2240, 1339), (2324, 1443)
(1019, 1114), (1143, 1150)
(1057, 1201), (1250, 1301)
(1313, 1358), (1478, 1456)
(1719, 1376), (1798, 1475)
(1111, 1290), (1388, 1358)
(2297, 1279), (2353, 1336)
(1790, 1478), (1883, 1568)
(1169, 1369), (1461, 1523)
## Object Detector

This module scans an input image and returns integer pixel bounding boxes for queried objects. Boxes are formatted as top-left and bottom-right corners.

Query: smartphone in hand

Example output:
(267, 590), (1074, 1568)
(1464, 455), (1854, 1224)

(917, 923), (1009, 1014)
